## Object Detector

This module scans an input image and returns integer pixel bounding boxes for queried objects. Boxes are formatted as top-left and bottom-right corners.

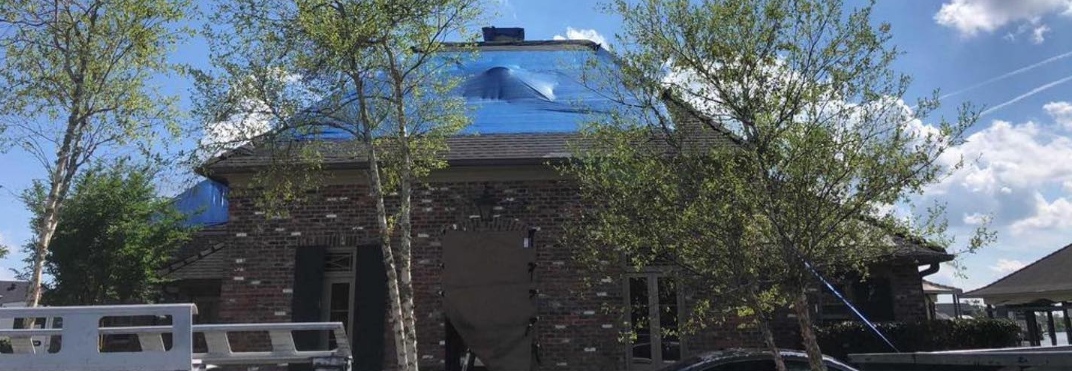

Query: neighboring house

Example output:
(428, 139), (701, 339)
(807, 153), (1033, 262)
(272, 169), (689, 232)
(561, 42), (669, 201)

(922, 279), (964, 320)
(0, 281), (30, 329)
(164, 29), (953, 371)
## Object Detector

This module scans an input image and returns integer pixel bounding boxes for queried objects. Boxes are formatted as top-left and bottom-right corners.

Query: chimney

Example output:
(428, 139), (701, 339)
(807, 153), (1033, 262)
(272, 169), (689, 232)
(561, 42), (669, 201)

(482, 27), (524, 42)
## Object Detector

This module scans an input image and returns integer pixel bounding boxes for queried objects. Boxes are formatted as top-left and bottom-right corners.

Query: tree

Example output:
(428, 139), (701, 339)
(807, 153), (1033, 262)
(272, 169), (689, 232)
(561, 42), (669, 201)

(565, 100), (794, 371)
(565, 1), (992, 370)
(192, 2), (483, 370)
(0, 0), (192, 307)
(34, 162), (190, 305)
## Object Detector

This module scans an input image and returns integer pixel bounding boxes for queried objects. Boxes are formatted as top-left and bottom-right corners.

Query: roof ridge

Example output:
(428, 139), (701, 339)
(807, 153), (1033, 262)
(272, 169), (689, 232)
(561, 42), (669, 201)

(965, 241), (1072, 295)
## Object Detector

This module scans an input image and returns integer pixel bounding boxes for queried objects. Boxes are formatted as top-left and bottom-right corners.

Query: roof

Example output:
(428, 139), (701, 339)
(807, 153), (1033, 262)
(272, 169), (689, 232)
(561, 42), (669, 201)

(964, 243), (1072, 305)
(0, 281), (29, 305)
(886, 235), (954, 264)
(173, 179), (229, 227)
(283, 39), (622, 140)
(203, 132), (584, 174)
(163, 226), (231, 280)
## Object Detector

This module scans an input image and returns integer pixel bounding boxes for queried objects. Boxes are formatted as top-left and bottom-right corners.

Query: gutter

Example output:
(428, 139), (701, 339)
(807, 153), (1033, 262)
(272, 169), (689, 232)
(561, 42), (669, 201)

(918, 263), (941, 278)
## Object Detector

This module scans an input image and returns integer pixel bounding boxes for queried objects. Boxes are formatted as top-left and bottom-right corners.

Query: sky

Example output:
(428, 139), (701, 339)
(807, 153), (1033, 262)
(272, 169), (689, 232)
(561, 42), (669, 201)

(1, 0), (1071, 296)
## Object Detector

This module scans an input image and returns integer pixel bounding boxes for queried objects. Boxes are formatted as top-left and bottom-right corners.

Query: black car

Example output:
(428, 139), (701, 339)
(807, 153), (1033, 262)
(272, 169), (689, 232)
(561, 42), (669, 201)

(656, 349), (858, 371)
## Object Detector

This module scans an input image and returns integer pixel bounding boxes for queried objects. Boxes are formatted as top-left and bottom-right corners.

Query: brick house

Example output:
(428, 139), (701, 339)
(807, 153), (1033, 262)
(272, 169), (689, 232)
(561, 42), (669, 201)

(164, 31), (953, 371)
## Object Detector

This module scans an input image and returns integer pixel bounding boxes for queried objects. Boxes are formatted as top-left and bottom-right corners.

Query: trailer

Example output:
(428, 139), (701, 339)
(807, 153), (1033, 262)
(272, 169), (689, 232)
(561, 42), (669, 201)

(850, 345), (1072, 371)
(0, 304), (351, 371)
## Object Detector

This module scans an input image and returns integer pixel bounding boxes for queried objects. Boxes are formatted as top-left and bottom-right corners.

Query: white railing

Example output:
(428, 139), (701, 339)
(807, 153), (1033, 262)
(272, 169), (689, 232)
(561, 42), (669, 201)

(0, 304), (195, 371)
(193, 322), (351, 365)
(0, 304), (352, 371)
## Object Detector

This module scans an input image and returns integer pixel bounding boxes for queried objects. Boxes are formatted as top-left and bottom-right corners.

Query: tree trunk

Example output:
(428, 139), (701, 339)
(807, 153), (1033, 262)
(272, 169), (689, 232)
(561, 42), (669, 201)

(359, 88), (411, 371)
(366, 147), (411, 371)
(389, 54), (420, 371)
(397, 149), (420, 371)
(792, 292), (827, 371)
(25, 168), (70, 307)
(756, 308), (787, 371)
(25, 102), (87, 308)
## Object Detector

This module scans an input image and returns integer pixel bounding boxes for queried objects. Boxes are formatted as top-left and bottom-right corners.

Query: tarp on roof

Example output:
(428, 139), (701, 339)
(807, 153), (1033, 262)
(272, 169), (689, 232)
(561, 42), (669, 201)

(296, 42), (629, 140)
(964, 243), (1072, 305)
(174, 180), (229, 227)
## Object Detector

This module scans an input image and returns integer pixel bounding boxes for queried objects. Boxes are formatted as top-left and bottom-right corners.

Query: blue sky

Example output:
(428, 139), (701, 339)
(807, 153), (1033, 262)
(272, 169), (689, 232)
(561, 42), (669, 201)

(1, 0), (1071, 294)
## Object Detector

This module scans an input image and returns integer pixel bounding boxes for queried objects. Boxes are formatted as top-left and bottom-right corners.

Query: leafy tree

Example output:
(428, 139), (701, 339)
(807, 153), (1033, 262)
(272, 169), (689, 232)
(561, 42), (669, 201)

(565, 1), (992, 370)
(37, 162), (190, 305)
(0, 0), (192, 306)
(193, 1), (484, 370)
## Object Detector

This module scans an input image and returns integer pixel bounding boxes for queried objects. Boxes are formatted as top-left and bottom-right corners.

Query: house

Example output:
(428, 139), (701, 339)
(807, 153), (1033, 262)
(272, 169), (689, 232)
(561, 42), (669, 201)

(164, 28), (953, 371)
(922, 279), (964, 319)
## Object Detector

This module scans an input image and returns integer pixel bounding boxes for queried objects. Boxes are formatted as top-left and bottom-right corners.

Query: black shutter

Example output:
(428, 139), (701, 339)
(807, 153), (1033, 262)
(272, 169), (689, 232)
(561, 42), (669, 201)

(291, 245), (326, 371)
(353, 245), (387, 371)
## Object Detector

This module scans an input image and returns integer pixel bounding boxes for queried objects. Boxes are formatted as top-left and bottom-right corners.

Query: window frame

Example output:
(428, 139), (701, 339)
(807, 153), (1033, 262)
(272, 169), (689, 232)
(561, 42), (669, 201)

(624, 269), (686, 370)
(321, 248), (356, 347)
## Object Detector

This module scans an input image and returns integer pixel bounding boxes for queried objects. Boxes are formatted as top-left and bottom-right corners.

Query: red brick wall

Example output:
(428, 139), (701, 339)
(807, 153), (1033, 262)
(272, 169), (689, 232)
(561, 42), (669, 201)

(209, 171), (930, 371)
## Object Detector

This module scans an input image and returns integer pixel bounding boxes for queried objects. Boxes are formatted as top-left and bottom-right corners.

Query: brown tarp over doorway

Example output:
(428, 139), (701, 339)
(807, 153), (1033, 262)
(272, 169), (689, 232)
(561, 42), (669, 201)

(442, 228), (536, 371)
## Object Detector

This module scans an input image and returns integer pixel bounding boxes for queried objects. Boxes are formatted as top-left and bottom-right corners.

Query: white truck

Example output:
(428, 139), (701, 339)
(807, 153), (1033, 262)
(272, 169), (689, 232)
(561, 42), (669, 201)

(0, 304), (351, 371)
(850, 345), (1072, 371)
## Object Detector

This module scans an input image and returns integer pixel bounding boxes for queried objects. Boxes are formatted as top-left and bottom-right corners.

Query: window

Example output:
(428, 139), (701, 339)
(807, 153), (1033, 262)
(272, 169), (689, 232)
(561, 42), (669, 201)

(852, 278), (894, 322)
(627, 274), (681, 369)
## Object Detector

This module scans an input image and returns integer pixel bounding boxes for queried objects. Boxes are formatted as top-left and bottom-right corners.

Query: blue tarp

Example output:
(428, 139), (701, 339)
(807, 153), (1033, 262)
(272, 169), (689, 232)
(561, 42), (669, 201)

(454, 48), (621, 133)
(174, 179), (229, 227)
(184, 43), (630, 225)
(302, 45), (625, 139)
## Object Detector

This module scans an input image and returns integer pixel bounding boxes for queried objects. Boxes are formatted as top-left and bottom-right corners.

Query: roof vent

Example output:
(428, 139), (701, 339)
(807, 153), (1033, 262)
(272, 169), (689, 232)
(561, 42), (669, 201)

(482, 27), (524, 42)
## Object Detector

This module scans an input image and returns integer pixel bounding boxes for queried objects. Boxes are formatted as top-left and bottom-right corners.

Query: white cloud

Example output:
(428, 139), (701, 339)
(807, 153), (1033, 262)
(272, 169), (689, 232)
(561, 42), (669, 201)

(1010, 193), (1072, 234)
(963, 212), (988, 225)
(935, 0), (1072, 37)
(931, 119), (1072, 195)
(989, 258), (1027, 273)
(553, 27), (609, 48)
(1031, 24), (1052, 43)
(1045, 101), (1072, 129)
(919, 102), (1072, 261)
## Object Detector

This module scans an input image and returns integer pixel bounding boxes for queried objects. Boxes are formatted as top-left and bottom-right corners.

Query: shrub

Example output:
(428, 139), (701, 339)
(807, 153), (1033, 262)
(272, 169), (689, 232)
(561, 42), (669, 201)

(817, 319), (1022, 359)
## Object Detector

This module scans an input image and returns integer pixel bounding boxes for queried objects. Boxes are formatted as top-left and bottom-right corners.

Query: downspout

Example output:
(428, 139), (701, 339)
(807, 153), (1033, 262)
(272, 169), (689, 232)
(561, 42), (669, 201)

(917, 263), (947, 319)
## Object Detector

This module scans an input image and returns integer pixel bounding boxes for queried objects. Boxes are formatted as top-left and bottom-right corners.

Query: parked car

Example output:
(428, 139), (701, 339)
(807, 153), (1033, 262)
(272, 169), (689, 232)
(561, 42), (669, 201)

(657, 349), (858, 371)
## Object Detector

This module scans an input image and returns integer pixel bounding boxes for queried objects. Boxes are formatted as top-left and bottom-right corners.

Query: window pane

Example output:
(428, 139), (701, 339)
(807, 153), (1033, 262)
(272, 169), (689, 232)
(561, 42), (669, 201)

(330, 282), (350, 312)
(629, 277), (651, 363)
(658, 278), (680, 362)
(327, 282), (350, 349)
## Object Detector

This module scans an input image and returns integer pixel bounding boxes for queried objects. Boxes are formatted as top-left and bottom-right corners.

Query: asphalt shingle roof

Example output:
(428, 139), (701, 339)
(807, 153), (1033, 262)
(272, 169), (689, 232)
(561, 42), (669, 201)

(202, 132), (582, 175)
(965, 243), (1072, 304)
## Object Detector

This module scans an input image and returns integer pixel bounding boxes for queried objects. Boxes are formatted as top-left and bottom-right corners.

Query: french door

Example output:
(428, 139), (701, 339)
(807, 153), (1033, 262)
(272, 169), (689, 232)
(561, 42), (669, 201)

(626, 274), (682, 370)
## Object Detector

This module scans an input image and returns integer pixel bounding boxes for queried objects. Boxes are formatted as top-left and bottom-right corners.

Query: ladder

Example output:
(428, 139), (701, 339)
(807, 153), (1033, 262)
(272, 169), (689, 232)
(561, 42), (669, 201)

(0, 304), (351, 371)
